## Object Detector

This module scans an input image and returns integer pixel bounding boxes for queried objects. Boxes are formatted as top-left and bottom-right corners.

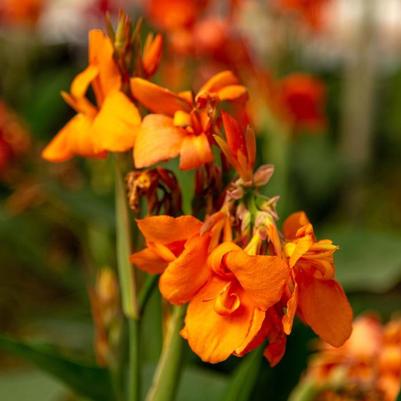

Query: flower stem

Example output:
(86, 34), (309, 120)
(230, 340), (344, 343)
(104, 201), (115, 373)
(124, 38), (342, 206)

(145, 306), (185, 401)
(114, 155), (140, 401)
(114, 155), (139, 319)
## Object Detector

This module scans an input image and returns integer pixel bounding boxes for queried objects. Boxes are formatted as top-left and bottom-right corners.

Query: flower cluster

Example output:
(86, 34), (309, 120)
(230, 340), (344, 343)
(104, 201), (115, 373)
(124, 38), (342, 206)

(295, 315), (401, 401)
(42, 15), (352, 366)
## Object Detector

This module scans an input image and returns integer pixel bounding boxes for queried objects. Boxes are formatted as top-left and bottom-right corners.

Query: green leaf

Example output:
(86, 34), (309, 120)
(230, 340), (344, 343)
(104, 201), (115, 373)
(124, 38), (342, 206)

(0, 335), (114, 401)
(222, 348), (263, 401)
(320, 227), (401, 292)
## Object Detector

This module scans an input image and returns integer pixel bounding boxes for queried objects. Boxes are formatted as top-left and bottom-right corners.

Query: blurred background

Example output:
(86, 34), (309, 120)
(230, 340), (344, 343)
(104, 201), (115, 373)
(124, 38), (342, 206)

(1, 0), (401, 400)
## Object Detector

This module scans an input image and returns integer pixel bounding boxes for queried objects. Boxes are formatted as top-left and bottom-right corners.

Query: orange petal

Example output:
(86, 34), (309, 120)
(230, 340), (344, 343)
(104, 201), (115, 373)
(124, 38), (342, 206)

(285, 236), (313, 268)
(130, 248), (167, 274)
(92, 91), (141, 152)
(298, 277), (353, 347)
(235, 306), (266, 355)
(136, 215), (202, 244)
(70, 65), (99, 99)
(179, 133), (213, 170)
(159, 234), (211, 304)
(282, 284), (298, 335)
(183, 277), (257, 363)
(198, 70), (239, 95)
(42, 114), (103, 162)
(283, 211), (311, 240)
(134, 114), (185, 168)
(225, 251), (289, 310)
(217, 85), (248, 102)
(264, 331), (287, 367)
(88, 29), (121, 101)
(130, 78), (191, 116)
(208, 242), (241, 276)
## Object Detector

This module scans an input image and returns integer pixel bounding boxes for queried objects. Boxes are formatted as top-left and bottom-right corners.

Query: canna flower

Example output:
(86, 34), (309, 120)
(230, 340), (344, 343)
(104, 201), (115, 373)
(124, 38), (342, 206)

(130, 70), (247, 170)
(278, 73), (326, 133)
(181, 236), (289, 363)
(146, 0), (209, 31)
(42, 29), (141, 162)
(275, 0), (331, 31)
(282, 211), (353, 347)
(130, 215), (212, 304)
(293, 315), (401, 401)
(0, 0), (45, 26)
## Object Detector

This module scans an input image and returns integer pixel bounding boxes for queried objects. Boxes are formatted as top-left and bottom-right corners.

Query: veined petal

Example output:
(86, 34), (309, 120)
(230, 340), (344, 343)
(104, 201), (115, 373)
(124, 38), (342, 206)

(235, 306), (265, 355)
(225, 251), (289, 310)
(136, 215), (202, 244)
(134, 114), (185, 168)
(92, 91), (141, 152)
(130, 78), (191, 116)
(42, 114), (103, 162)
(179, 133), (213, 170)
(183, 277), (257, 363)
(159, 234), (211, 304)
(298, 277), (353, 347)
(130, 247), (167, 274)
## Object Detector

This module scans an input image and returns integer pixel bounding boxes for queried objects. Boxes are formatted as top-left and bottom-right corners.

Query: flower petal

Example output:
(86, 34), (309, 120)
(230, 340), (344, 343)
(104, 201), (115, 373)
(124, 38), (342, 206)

(88, 29), (121, 100)
(283, 211), (310, 240)
(282, 284), (298, 335)
(159, 234), (211, 304)
(298, 277), (353, 347)
(42, 114), (104, 162)
(134, 114), (185, 168)
(225, 251), (289, 310)
(136, 215), (202, 244)
(70, 64), (99, 99)
(183, 277), (257, 363)
(92, 91), (141, 152)
(130, 248), (167, 274)
(131, 78), (191, 116)
(179, 133), (213, 170)
(198, 70), (239, 95)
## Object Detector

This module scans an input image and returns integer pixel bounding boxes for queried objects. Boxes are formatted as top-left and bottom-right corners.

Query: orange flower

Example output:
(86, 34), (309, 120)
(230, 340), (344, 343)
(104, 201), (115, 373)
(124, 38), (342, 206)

(42, 29), (141, 162)
(0, 0), (45, 26)
(130, 70), (247, 170)
(278, 73), (326, 132)
(146, 0), (209, 31)
(282, 211), (353, 347)
(181, 238), (289, 363)
(275, 0), (330, 31)
(130, 215), (213, 304)
(298, 315), (401, 401)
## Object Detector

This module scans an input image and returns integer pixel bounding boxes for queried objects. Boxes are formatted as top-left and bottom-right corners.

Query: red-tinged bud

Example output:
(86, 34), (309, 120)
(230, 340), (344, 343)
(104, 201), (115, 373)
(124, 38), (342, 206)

(142, 33), (163, 78)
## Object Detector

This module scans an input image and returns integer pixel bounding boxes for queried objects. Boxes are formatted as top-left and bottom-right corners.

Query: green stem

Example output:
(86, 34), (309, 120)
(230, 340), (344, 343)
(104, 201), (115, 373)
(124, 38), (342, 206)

(138, 275), (159, 315)
(114, 155), (140, 401)
(115, 156), (139, 319)
(128, 319), (140, 401)
(222, 346), (263, 401)
(145, 306), (185, 401)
